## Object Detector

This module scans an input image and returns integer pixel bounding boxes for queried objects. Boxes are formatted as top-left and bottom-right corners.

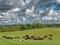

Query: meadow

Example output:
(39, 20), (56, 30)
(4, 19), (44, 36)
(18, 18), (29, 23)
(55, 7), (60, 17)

(0, 27), (60, 45)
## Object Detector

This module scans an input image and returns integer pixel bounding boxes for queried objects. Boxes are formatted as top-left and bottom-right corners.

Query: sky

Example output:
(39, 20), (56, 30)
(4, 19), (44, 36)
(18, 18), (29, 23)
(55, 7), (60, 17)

(0, 0), (60, 25)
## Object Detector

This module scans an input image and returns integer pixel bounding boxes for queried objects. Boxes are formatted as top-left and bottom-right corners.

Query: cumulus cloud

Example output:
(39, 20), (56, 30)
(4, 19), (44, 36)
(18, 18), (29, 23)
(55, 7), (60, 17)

(56, 0), (60, 4)
(0, 15), (3, 18)
(0, 0), (60, 25)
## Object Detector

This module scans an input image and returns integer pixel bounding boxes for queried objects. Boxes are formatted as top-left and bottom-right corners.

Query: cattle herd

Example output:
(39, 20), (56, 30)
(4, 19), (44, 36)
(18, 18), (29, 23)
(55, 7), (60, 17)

(2, 34), (53, 40)
(2, 36), (20, 39)
(22, 35), (53, 40)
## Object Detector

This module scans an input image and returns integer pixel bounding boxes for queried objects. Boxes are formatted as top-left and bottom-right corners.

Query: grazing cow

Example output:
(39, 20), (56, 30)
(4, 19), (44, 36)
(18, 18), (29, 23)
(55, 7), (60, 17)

(19, 40), (24, 42)
(49, 35), (53, 36)
(48, 38), (52, 40)
(9, 37), (13, 39)
(25, 35), (29, 37)
(15, 37), (20, 39)
(2, 36), (7, 38)
(33, 37), (38, 40)
(37, 36), (44, 40)
(23, 35), (29, 38)
(30, 36), (35, 39)
(22, 35), (29, 38)
(44, 36), (48, 38)
(22, 36), (25, 38)
(6, 37), (13, 39)
(6, 37), (10, 39)
(38, 38), (44, 40)
(25, 37), (30, 40)
(24, 35), (31, 40)
(2, 36), (13, 39)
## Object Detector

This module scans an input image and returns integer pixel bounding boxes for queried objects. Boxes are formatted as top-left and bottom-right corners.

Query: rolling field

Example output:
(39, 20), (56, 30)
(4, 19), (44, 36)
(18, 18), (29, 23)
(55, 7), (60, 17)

(0, 27), (60, 45)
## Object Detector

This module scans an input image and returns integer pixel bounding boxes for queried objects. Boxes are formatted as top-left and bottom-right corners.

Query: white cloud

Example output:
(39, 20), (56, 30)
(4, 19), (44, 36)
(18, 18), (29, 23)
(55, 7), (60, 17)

(25, 9), (33, 14)
(9, 8), (20, 13)
(0, 0), (60, 25)
(21, 0), (26, 6)
(25, 0), (31, 4)
(39, 10), (44, 13)
(0, 15), (3, 18)
(23, 17), (26, 21)
(56, 0), (60, 4)
(5, 21), (9, 23)
(48, 9), (53, 15)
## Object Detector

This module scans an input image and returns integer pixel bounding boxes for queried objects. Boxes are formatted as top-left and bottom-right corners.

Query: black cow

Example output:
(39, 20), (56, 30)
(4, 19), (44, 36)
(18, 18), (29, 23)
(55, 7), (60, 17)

(24, 35), (31, 40)
(30, 36), (35, 39)
(49, 35), (53, 36)
(44, 36), (48, 38)
(48, 38), (53, 40)
(2, 36), (7, 38)
(15, 37), (20, 39)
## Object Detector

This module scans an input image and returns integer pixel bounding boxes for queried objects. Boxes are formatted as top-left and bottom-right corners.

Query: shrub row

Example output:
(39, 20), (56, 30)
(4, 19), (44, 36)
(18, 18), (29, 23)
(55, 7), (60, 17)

(0, 23), (60, 32)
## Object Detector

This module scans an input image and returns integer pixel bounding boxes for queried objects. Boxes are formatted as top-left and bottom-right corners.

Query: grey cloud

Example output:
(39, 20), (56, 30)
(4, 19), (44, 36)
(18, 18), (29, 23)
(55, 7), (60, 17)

(0, 0), (60, 25)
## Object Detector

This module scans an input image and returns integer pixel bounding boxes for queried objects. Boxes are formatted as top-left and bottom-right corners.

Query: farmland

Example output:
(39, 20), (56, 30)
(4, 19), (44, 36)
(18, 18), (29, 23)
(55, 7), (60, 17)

(0, 27), (60, 45)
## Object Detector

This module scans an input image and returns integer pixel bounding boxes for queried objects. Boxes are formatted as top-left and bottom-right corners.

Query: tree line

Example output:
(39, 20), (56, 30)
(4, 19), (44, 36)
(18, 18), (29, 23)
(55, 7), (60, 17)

(0, 23), (60, 32)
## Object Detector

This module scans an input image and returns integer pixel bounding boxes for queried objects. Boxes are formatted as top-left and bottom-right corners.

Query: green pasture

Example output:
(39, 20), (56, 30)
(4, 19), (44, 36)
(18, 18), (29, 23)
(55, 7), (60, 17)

(0, 27), (60, 45)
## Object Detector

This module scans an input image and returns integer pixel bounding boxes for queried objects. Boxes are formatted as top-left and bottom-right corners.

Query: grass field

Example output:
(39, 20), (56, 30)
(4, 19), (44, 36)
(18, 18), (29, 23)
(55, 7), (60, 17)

(0, 27), (60, 45)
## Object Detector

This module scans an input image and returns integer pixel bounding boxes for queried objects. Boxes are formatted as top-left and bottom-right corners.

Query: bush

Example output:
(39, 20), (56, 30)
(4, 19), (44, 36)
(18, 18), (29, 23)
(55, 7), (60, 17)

(0, 23), (60, 32)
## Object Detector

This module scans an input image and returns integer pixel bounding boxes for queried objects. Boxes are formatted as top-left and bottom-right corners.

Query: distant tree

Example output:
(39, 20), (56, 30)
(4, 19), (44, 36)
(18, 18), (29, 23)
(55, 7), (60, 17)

(20, 24), (27, 30)
(32, 23), (37, 29)
(27, 24), (32, 29)
(36, 23), (40, 28)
